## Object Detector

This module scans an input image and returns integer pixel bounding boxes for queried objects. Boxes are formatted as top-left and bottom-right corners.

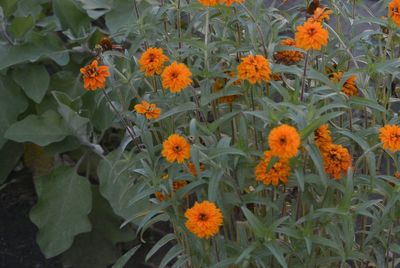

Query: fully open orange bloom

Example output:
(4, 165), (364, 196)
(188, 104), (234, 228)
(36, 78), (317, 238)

(268, 124), (301, 159)
(187, 162), (205, 177)
(322, 144), (352, 180)
(308, 7), (333, 23)
(134, 100), (160, 120)
(162, 134), (191, 163)
(80, 60), (110, 90)
(274, 38), (303, 65)
(314, 124), (332, 150)
(389, 0), (400, 27)
(138, 47), (169, 76)
(255, 151), (290, 186)
(220, 0), (244, 6)
(379, 125), (400, 152)
(295, 20), (329, 51)
(330, 72), (358, 97)
(237, 55), (271, 84)
(184, 201), (223, 239)
(161, 62), (192, 93)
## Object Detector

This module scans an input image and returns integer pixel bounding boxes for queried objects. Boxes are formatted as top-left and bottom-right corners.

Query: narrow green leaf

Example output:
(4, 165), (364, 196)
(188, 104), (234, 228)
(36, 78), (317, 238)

(112, 245), (141, 268)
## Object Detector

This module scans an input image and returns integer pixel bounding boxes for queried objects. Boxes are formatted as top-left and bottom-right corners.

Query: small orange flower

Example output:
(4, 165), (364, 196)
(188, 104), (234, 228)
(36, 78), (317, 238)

(314, 124), (332, 151)
(162, 134), (191, 163)
(274, 38), (303, 65)
(220, 0), (244, 6)
(213, 78), (238, 104)
(330, 72), (358, 97)
(134, 100), (161, 120)
(184, 201), (223, 239)
(379, 125), (400, 152)
(187, 162), (205, 177)
(139, 47), (169, 76)
(80, 60), (110, 90)
(155, 180), (187, 201)
(272, 73), (282, 81)
(161, 61), (192, 93)
(268, 124), (301, 159)
(395, 172), (400, 179)
(198, 0), (220, 6)
(255, 151), (290, 186)
(237, 55), (271, 84)
(295, 20), (329, 51)
(322, 144), (352, 180)
(389, 0), (400, 27)
(308, 7), (333, 23)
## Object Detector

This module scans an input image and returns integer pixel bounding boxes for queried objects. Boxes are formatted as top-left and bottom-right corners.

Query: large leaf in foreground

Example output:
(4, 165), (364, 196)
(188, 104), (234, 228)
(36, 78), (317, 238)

(30, 167), (92, 258)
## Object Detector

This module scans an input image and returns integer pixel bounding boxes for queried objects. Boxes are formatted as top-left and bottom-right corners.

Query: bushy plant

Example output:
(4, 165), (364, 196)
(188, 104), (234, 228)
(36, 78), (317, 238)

(1, 0), (400, 267)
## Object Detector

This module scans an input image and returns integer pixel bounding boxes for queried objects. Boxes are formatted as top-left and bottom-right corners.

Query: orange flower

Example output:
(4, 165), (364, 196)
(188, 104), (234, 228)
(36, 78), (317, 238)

(139, 47), (169, 76)
(184, 201), (223, 238)
(187, 162), (205, 177)
(395, 172), (400, 179)
(308, 7), (333, 23)
(161, 61), (192, 93)
(80, 60), (110, 90)
(272, 73), (282, 81)
(198, 0), (220, 6)
(213, 78), (238, 104)
(220, 0), (244, 6)
(330, 72), (358, 97)
(237, 55), (271, 84)
(162, 134), (191, 163)
(274, 38), (303, 65)
(155, 180), (188, 201)
(322, 144), (352, 180)
(389, 0), (400, 27)
(379, 125), (400, 152)
(295, 20), (329, 51)
(268, 124), (301, 159)
(134, 100), (161, 120)
(255, 151), (290, 186)
(314, 124), (332, 151)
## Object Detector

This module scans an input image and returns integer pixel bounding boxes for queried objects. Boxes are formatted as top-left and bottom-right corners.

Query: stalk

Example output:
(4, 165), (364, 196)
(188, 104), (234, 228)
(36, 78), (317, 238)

(300, 51), (309, 102)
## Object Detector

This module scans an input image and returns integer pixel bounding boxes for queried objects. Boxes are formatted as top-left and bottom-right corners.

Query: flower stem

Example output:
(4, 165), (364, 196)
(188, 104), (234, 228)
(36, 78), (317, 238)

(250, 86), (259, 150)
(300, 51), (309, 102)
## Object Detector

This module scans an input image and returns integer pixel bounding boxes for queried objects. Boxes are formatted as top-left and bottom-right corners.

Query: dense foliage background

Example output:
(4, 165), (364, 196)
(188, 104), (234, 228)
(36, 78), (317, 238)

(1, 0), (400, 267)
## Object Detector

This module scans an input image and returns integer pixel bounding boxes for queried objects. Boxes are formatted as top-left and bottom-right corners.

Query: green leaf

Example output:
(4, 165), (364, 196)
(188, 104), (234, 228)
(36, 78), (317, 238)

(53, 0), (91, 36)
(241, 206), (266, 238)
(155, 102), (197, 122)
(348, 96), (386, 113)
(13, 64), (50, 103)
(9, 15), (34, 38)
(30, 166), (92, 258)
(145, 233), (176, 262)
(305, 144), (327, 188)
(300, 111), (344, 139)
(0, 141), (23, 184)
(0, 76), (28, 148)
(266, 242), (288, 268)
(112, 245), (141, 268)
(5, 110), (69, 146)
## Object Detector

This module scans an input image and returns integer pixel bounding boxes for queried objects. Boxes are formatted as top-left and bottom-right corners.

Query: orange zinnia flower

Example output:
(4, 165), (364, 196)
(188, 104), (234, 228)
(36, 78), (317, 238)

(322, 144), (352, 180)
(389, 0), (400, 27)
(134, 100), (161, 120)
(379, 125), (400, 152)
(139, 47), (169, 76)
(187, 162), (205, 177)
(162, 134), (191, 163)
(295, 20), (329, 51)
(184, 201), (223, 239)
(314, 124), (332, 151)
(161, 61), (192, 93)
(308, 7), (333, 23)
(274, 38), (303, 65)
(220, 0), (244, 6)
(268, 124), (301, 159)
(198, 0), (220, 6)
(255, 151), (290, 186)
(237, 55), (271, 84)
(330, 72), (358, 97)
(80, 60), (110, 91)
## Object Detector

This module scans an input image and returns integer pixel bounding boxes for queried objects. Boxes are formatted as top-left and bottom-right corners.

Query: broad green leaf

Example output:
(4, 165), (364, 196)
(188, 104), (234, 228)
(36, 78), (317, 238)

(5, 110), (69, 146)
(53, 0), (91, 36)
(0, 141), (23, 184)
(30, 166), (92, 258)
(0, 76), (28, 148)
(13, 64), (50, 103)
(9, 15), (34, 38)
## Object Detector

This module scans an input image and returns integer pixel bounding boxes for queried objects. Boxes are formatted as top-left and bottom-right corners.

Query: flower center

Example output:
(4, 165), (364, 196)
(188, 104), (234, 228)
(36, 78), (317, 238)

(174, 145), (181, 152)
(279, 136), (286, 145)
(85, 67), (98, 78)
(308, 28), (316, 36)
(392, 7), (399, 14)
(198, 213), (208, 221)
(149, 53), (155, 62)
(171, 72), (179, 79)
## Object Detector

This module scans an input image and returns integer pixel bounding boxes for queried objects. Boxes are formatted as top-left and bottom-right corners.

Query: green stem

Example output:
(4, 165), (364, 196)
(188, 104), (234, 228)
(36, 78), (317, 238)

(300, 51), (309, 102)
